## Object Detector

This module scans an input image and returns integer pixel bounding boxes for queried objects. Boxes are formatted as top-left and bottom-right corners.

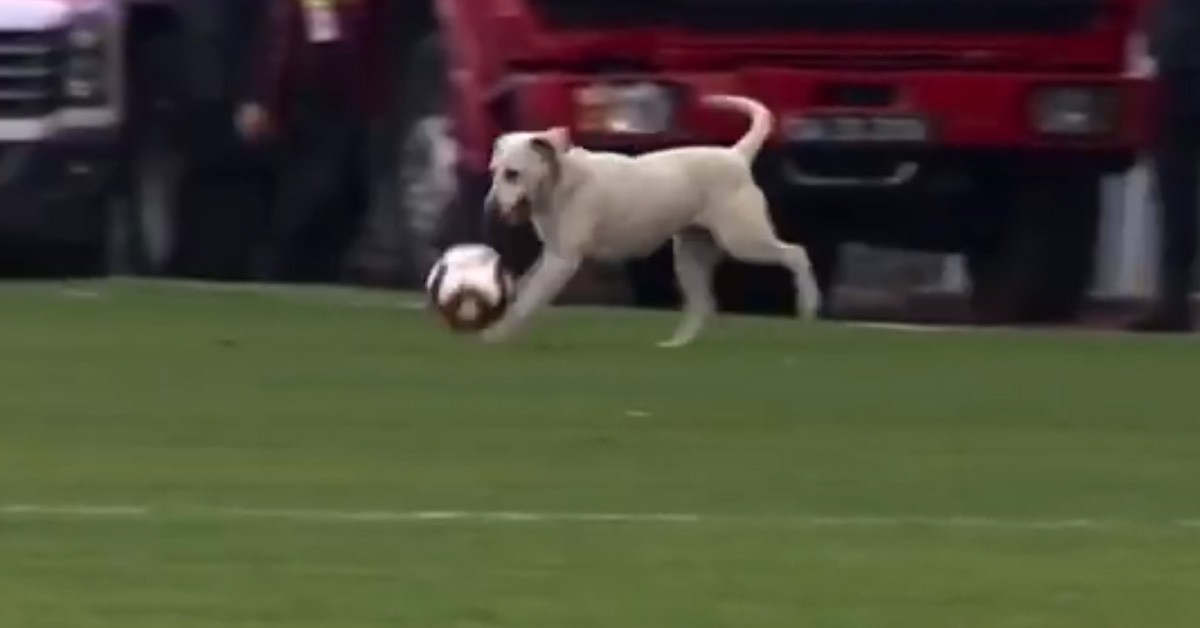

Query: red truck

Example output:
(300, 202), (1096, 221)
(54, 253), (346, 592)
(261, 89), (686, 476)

(379, 0), (1150, 322)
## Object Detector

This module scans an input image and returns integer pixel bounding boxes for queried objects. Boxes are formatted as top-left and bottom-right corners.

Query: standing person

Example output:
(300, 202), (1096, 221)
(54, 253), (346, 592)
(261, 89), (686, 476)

(173, 0), (272, 279)
(1130, 0), (1200, 332)
(237, 0), (388, 283)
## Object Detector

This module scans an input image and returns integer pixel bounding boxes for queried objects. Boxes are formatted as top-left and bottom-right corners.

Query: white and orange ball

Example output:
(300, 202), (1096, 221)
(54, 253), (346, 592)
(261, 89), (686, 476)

(425, 244), (514, 332)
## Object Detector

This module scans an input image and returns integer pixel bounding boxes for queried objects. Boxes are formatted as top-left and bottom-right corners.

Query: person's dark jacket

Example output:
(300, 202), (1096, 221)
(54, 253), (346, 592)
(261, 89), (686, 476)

(1148, 0), (1200, 71)
(179, 0), (269, 105)
(247, 0), (389, 121)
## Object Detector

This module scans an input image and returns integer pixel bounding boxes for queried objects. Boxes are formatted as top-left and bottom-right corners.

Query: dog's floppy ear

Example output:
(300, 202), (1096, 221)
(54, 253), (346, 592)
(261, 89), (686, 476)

(528, 136), (562, 181)
(542, 126), (571, 153)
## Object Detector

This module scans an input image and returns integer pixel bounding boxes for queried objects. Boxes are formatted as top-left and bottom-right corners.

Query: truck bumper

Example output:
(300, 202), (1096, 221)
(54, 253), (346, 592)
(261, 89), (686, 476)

(494, 68), (1149, 166)
(484, 68), (1148, 251)
(0, 127), (119, 244)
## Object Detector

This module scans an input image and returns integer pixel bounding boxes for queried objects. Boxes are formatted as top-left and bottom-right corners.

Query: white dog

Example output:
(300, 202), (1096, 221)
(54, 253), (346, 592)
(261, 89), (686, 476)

(481, 94), (822, 347)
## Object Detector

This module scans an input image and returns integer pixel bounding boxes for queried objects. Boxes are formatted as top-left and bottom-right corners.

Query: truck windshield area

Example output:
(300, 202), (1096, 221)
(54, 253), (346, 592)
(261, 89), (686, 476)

(528, 0), (1106, 33)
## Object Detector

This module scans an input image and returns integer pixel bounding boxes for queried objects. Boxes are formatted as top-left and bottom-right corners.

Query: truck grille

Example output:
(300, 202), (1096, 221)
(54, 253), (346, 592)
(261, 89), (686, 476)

(529, 0), (1105, 33)
(0, 30), (62, 118)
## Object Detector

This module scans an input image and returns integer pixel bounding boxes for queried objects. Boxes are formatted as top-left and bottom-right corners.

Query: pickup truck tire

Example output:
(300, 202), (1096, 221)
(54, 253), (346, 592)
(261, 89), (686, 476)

(628, 248), (801, 313)
(36, 205), (110, 278)
(626, 249), (678, 309)
(626, 232), (839, 315)
(0, 191), (111, 278)
(966, 174), (1101, 323)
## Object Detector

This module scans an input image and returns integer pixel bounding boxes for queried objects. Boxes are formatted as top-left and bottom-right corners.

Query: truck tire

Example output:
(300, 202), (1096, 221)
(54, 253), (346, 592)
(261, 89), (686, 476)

(626, 248), (679, 309)
(32, 199), (112, 279)
(623, 191), (841, 314)
(626, 246), (804, 314)
(966, 174), (1101, 324)
(625, 233), (838, 315)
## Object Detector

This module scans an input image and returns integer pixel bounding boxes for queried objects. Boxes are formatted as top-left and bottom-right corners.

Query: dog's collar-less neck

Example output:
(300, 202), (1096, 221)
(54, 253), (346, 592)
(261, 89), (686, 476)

(531, 150), (582, 216)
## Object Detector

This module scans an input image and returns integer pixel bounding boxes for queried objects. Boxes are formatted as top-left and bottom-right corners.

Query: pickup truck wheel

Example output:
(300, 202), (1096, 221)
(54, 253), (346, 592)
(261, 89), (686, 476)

(715, 264), (796, 314)
(626, 248), (678, 309)
(625, 248), (801, 314)
(714, 224), (840, 317)
(2, 193), (113, 278)
(966, 175), (1100, 324)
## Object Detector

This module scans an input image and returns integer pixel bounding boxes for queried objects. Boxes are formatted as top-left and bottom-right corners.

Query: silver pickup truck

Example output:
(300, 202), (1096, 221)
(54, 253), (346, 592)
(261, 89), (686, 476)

(0, 0), (430, 284)
(0, 0), (260, 276)
(0, 0), (124, 272)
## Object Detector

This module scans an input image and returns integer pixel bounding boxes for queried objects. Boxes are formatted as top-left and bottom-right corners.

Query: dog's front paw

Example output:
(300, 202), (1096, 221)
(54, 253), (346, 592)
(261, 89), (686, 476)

(793, 287), (821, 321)
(480, 327), (509, 344)
(800, 301), (820, 321)
(480, 320), (518, 344)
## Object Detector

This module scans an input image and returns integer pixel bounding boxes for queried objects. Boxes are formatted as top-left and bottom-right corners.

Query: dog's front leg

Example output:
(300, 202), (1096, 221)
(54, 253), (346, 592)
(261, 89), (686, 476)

(482, 251), (580, 343)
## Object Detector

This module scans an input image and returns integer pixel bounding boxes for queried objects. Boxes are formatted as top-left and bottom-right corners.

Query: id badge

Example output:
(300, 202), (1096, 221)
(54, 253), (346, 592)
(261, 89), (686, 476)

(302, 0), (340, 43)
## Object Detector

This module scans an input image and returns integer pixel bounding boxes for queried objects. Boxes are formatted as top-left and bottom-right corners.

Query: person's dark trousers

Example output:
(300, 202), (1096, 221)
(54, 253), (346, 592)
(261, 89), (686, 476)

(262, 91), (370, 284)
(1133, 68), (1200, 331)
(174, 100), (272, 280)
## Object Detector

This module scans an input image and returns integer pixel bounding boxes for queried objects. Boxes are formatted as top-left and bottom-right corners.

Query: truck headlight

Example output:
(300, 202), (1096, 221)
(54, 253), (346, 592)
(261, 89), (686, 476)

(574, 82), (678, 135)
(1030, 86), (1118, 136)
(63, 11), (110, 104)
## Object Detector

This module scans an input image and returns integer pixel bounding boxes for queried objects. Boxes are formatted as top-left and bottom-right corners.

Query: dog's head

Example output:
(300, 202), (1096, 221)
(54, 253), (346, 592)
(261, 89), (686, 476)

(485, 127), (570, 225)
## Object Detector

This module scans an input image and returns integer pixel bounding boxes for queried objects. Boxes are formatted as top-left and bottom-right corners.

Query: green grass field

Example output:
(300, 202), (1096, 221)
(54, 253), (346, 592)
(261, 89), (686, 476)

(2, 280), (1200, 628)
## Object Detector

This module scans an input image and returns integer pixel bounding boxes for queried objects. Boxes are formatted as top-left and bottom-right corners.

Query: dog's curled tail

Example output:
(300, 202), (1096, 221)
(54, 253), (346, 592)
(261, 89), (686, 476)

(701, 94), (773, 162)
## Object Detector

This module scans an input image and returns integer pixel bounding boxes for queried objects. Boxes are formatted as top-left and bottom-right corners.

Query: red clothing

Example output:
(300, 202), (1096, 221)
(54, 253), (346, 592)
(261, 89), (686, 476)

(250, 0), (388, 120)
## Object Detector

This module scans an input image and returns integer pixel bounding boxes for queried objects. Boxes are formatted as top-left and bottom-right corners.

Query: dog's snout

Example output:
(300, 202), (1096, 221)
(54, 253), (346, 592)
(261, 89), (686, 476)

(509, 196), (533, 223)
(483, 190), (501, 215)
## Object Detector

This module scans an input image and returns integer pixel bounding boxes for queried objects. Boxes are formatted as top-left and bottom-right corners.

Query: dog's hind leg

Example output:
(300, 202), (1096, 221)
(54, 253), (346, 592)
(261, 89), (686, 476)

(704, 189), (822, 320)
(659, 228), (722, 348)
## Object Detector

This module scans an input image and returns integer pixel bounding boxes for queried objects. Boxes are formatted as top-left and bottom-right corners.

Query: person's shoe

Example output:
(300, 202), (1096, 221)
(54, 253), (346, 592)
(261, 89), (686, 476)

(1126, 304), (1195, 333)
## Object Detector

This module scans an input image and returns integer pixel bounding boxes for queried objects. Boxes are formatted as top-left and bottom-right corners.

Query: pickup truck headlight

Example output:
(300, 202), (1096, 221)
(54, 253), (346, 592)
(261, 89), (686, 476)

(1030, 86), (1118, 137)
(574, 82), (678, 135)
(63, 10), (111, 105)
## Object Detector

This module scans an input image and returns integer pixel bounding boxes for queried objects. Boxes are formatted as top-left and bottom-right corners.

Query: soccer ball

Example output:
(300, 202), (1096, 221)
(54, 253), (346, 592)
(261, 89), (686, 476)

(425, 244), (513, 332)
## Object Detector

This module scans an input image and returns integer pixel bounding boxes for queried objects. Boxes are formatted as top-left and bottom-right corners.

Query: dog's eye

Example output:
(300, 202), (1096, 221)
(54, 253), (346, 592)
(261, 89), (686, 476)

(502, 168), (520, 183)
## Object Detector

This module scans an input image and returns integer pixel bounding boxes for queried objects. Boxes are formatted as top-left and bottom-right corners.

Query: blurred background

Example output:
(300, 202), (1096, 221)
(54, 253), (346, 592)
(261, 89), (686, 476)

(0, 0), (1169, 326)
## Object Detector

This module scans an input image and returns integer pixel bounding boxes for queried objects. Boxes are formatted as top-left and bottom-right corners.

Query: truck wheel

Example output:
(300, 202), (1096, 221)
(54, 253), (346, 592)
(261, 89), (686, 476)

(966, 175), (1101, 323)
(714, 264), (796, 314)
(40, 202), (112, 278)
(625, 234), (839, 315)
(626, 248), (678, 309)
(1, 188), (115, 278)
(713, 222), (840, 317)
(624, 247), (802, 314)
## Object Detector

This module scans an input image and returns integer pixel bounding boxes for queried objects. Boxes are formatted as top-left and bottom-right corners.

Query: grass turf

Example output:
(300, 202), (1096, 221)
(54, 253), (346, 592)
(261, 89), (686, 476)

(1, 279), (1199, 627)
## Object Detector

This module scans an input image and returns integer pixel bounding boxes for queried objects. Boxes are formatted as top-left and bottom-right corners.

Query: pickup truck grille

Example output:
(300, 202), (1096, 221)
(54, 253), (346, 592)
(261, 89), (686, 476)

(0, 30), (63, 118)
(529, 0), (1105, 33)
